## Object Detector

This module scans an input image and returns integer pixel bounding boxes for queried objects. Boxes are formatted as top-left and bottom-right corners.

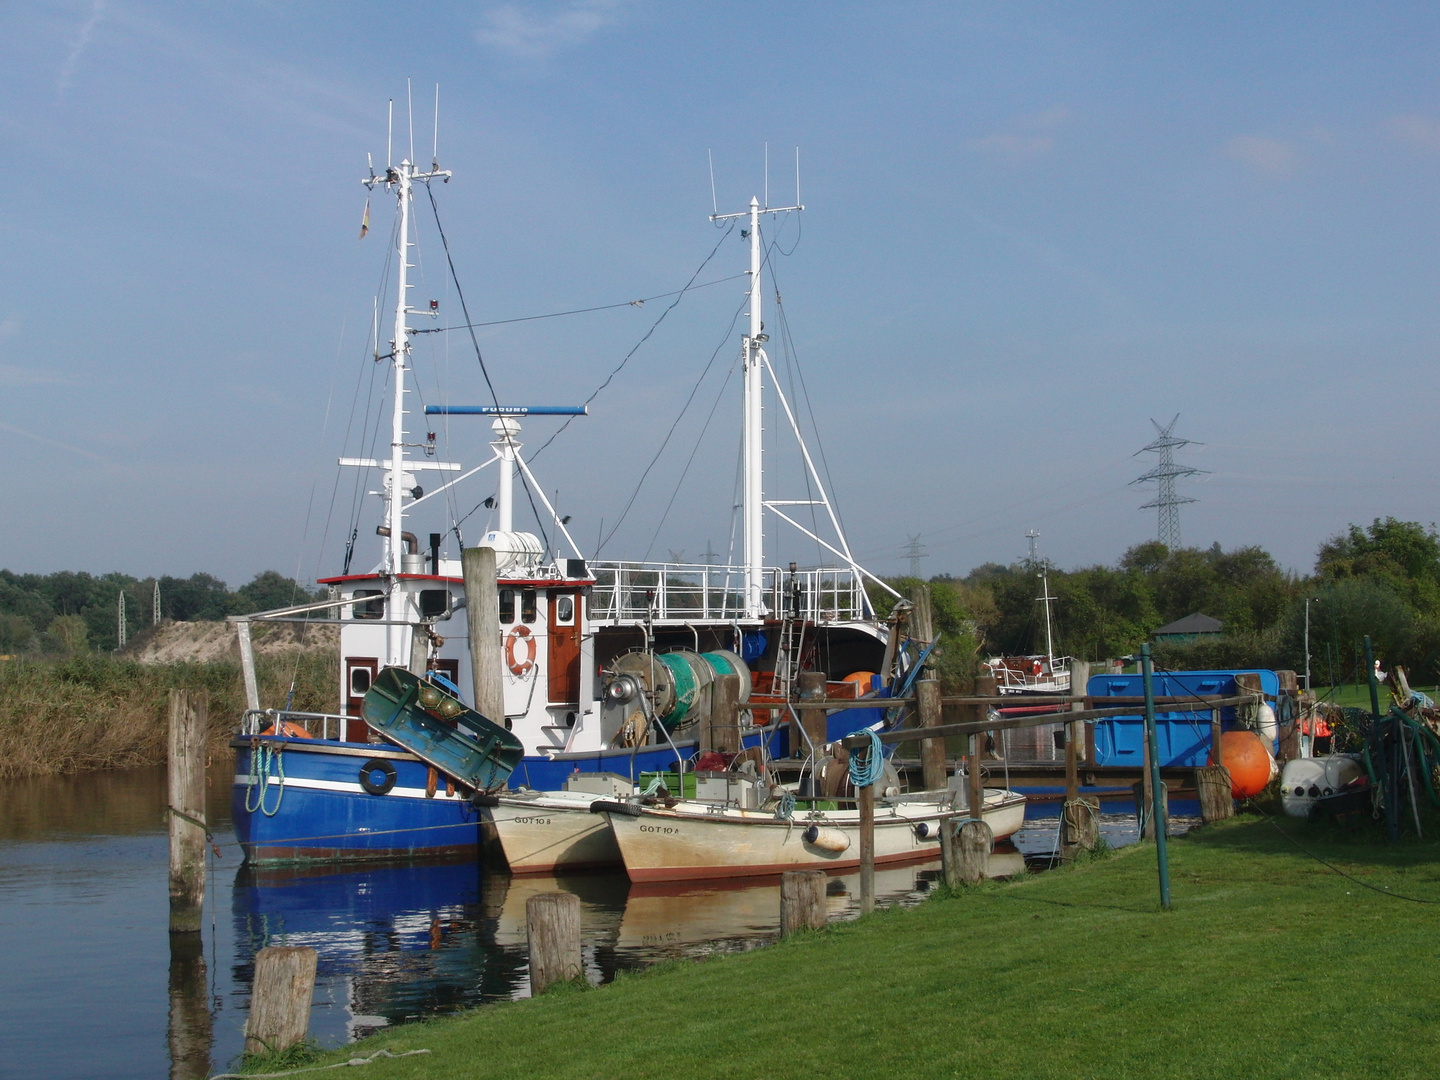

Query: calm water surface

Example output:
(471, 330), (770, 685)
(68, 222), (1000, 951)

(0, 767), (1178, 1079)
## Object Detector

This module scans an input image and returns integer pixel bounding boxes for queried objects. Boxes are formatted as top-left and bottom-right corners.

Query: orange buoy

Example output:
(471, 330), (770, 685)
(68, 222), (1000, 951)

(1211, 730), (1273, 798)
(841, 671), (877, 697)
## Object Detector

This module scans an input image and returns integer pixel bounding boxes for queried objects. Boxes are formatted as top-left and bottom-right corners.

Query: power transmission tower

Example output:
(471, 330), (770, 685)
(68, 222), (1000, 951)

(700, 540), (720, 565)
(1131, 414), (1208, 549)
(903, 534), (928, 578)
(153, 581), (162, 625)
(117, 590), (127, 650)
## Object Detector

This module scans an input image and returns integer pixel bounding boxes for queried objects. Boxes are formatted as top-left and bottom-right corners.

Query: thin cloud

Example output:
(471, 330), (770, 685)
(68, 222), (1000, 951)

(1225, 134), (1299, 177)
(1388, 114), (1440, 154)
(965, 106), (1071, 162)
(475, 0), (629, 60)
(57, 0), (108, 99)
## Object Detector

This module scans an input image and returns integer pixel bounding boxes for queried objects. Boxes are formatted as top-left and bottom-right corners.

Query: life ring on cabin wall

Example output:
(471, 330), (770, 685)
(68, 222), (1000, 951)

(505, 625), (536, 677)
(1032, 660), (1043, 676)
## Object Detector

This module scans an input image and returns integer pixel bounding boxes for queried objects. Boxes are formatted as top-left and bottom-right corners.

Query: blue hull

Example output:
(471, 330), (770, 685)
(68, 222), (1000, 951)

(233, 738), (481, 865)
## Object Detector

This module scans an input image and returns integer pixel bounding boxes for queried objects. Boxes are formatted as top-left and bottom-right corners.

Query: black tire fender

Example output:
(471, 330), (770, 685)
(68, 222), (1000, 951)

(359, 758), (397, 796)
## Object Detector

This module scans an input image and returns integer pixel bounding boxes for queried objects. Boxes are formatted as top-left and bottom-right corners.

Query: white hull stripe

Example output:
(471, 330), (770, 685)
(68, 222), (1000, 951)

(233, 775), (469, 801)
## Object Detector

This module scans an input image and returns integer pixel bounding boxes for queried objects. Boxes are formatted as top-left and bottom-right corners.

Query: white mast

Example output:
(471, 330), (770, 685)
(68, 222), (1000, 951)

(364, 154), (449, 662)
(712, 192), (800, 618)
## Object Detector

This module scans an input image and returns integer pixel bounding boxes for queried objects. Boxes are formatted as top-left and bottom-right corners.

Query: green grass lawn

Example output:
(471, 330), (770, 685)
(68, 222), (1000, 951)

(263, 813), (1440, 1080)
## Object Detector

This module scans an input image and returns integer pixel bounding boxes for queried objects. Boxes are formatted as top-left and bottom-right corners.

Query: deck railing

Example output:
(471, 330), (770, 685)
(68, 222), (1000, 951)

(587, 560), (871, 624)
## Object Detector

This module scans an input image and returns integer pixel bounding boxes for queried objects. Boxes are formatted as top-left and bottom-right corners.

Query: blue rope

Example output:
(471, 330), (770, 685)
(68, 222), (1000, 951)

(244, 744), (285, 817)
(774, 791), (796, 820)
(848, 728), (884, 788)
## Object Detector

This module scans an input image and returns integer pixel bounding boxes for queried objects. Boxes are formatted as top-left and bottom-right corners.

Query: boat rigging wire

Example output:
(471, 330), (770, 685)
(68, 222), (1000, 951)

(528, 220), (738, 465)
(412, 274), (744, 335)
(424, 181), (552, 554)
(602, 293), (747, 556)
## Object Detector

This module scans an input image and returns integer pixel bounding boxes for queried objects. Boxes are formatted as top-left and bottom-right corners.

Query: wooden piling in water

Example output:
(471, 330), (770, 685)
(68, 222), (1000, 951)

(245, 946), (318, 1058)
(780, 869), (828, 935)
(526, 892), (582, 995)
(710, 673), (742, 754)
(463, 546), (505, 725)
(167, 689), (207, 935)
(167, 930), (212, 1080)
(956, 818), (993, 885)
(796, 670), (828, 755)
(1195, 765), (1234, 823)
(917, 678), (946, 792)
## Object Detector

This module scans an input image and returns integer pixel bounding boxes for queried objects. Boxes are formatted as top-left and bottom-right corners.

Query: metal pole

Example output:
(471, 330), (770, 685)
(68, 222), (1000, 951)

(1140, 644), (1171, 911)
(1304, 598), (1311, 692)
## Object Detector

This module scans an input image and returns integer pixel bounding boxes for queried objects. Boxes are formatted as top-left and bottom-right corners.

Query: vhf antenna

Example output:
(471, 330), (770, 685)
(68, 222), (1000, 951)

(432, 83), (440, 170)
(386, 99), (393, 169)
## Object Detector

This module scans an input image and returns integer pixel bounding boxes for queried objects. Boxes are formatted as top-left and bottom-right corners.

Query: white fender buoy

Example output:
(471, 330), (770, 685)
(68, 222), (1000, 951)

(801, 825), (850, 853)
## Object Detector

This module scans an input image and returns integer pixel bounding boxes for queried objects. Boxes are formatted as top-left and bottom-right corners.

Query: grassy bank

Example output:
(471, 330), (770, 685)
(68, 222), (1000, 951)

(277, 815), (1440, 1080)
(0, 650), (336, 778)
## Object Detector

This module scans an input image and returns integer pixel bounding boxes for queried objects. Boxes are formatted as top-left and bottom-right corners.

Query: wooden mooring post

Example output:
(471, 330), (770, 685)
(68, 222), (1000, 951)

(1061, 661), (1096, 859)
(858, 777), (876, 915)
(168, 689), (207, 935)
(780, 869), (828, 935)
(1195, 765), (1234, 823)
(463, 545), (505, 725)
(917, 678), (946, 792)
(245, 946), (318, 1058)
(710, 673), (742, 755)
(526, 892), (582, 995)
(950, 818), (992, 885)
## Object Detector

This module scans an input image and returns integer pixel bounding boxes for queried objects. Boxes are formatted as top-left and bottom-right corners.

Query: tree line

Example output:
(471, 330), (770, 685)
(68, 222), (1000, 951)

(0, 570), (323, 655)
(872, 517), (1440, 689)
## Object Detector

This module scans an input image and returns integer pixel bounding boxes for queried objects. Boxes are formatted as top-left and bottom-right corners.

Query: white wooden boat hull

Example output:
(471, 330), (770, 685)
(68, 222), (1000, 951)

(600, 788), (1026, 882)
(488, 791), (622, 873)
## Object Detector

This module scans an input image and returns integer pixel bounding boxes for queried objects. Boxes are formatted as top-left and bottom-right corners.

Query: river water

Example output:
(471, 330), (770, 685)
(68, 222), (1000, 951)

(0, 766), (1173, 1079)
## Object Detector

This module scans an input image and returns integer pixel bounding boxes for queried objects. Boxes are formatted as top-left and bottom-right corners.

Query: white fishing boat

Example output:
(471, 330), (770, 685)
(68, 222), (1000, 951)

(594, 786), (1027, 883)
(481, 773), (633, 874)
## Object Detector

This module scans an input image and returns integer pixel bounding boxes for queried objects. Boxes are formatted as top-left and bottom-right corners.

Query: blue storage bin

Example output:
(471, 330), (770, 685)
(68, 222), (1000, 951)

(1088, 669), (1280, 767)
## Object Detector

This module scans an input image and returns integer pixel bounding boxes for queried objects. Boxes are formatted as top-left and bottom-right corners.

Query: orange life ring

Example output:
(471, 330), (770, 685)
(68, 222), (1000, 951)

(1031, 659), (1043, 676)
(506, 625), (536, 677)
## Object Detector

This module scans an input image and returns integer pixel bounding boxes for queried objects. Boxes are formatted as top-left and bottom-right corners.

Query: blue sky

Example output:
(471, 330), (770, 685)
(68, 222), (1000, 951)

(2, 2), (1438, 586)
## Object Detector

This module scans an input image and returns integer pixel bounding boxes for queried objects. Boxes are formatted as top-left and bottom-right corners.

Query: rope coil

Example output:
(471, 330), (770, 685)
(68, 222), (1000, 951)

(848, 728), (884, 788)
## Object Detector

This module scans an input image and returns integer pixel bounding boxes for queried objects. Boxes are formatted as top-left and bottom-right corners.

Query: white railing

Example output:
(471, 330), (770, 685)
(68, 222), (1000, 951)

(240, 709), (350, 741)
(588, 560), (872, 624)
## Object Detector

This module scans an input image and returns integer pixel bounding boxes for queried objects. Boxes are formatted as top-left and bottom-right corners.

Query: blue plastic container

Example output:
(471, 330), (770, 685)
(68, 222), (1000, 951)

(1089, 669), (1280, 768)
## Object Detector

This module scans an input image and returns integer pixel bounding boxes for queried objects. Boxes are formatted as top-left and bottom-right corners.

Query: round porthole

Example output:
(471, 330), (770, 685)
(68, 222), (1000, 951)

(359, 758), (397, 795)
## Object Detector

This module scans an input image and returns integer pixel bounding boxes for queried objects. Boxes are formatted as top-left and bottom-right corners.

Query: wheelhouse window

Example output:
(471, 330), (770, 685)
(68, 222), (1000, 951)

(349, 666), (373, 696)
(498, 588), (516, 625)
(521, 587), (538, 624)
(419, 589), (450, 619)
(555, 594), (575, 625)
(352, 589), (385, 620)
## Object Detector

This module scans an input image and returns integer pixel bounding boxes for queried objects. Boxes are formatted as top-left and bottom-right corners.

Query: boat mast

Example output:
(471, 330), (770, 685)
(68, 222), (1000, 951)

(712, 191), (801, 618)
(1037, 568), (1056, 665)
(364, 154), (449, 662)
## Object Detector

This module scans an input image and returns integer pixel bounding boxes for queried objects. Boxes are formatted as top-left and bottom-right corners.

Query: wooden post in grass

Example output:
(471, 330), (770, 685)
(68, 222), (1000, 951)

(463, 546), (505, 725)
(918, 679), (946, 792)
(526, 892), (582, 995)
(858, 755), (876, 915)
(957, 819), (992, 885)
(1061, 661), (1092, 858)
(780, 870), (828, 935)
(245, 946), (317, 1058)
(168, 690), (207, 935)
(1061, 797), (1100, 858)
(939, 815), (960, 888)
(1196, 766), (1234, 823)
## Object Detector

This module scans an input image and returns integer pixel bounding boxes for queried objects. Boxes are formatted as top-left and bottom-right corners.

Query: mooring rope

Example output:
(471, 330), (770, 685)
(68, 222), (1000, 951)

(848, 728), (884, 788)
(245, 743), (285, 817)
